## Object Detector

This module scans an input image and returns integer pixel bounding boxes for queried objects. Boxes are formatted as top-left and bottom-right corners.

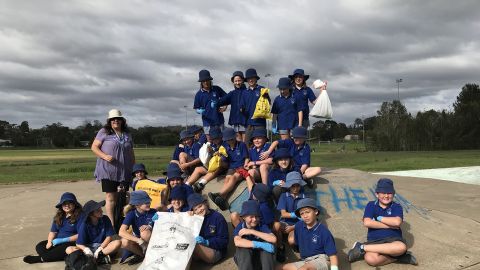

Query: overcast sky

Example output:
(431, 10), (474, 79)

(1, 0), (479, 129)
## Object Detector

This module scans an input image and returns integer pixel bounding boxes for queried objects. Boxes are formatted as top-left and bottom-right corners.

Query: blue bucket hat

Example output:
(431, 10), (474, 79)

(132, 163), (147, 176)
(288, 68), (310, 81)
(252, 183), (270, 202)
(277, 77), (291, 89)
(179, 130), (194, 142)
(209, 127), (222, 139)
(169, 186), (187, 202)
(187, 193), (206, 210)
(130, 190), (151, 206)
(83, 200), (105, 216)
(245, 68), (260, 80)
(188, 125), (203, 134)
(222, 128), (236, 141)
(240, 200), (260, 217)
(250, 128), (268, 142)
(55, 192), (79, 208)
(375, 178), (395, 193)
(284, 171), (307, 188)
(292, 126), (307, 138)
(294, 198), (320, 217)
(198, 69), (213, 82)
(166, 163), (183, 181)
(231, 71), (245, 82)
(273, 148), (292, 161)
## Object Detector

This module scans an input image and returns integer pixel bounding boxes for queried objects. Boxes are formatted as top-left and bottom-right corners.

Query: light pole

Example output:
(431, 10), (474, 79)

(396, 78), (403, 101)
(362, 114), (366, 149)
(184, 105), (188, 131)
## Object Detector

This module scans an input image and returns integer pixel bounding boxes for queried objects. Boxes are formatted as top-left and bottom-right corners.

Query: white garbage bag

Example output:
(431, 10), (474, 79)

(138, 212), (204, 270)
(199, 142), (211, 166)
(309, 80), (333, 119)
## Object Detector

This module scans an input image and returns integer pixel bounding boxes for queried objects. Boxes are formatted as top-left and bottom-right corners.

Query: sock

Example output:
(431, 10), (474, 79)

(23, 255), (42, 264)
(185, 182), (191, 186)
(199, 179), (207, 185)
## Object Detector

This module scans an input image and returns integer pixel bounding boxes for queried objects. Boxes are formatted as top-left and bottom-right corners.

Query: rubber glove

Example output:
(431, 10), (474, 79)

(290, 212), (298, 219)
(83, 247), (93, 257)
(210, 100), (217, 109)
(272, 126), (278, 135)
(93, 247), (103, 259)
(376, 216), (383, 222)
(252, 241), (275, 253)
(52, 237), (70, 246)
(152, 212), (159, 221)
(272, 180), (282, 186)
(195, 236), (209, 246)
(196, 108), (205, 115)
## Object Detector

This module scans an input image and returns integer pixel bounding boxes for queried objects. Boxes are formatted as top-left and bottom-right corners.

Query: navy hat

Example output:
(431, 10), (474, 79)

(375, 178), (395, 193)
(130, 190), (151, 206)
(245, 68), (260, 80)
(284, 171), (306, 188)
(166, 163), (183, 181)
(83, 200), (105, 216)
(132, 163), (148, 176)
(55, 192), (79, 208)
(222, 128), (236, 141)
(288, 68), (310, 81)
(209, 127), (222, 139)
(188, 193), (206, 210)
(198, 69), (213, 82)
(188, 125), (203, 134)
(250, 128), (268, 142)
(240, 200), (260, 217)
(273, 148), (292, 161)
(179, 130), (194, 142)
(231, 71), (245, 82)
(252, 184), (270, 202)
(277, 77), (291, 89)
(169, 185), (187, 202)
(292, 126), (307, 138)
(294, 198), (320, 217)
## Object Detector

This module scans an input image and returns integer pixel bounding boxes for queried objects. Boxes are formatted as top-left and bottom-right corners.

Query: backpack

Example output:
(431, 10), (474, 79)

(65, 250), (97, 270)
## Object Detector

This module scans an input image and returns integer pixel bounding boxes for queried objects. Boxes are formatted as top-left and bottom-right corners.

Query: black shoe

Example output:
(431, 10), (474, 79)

(276, 244), (286, 263)
(305, 178), (314, 188)
(193, 182), (205, 193)
(23, 255), (42, 264)
(127, 255), (144, 265)
(96, 251), (111, 265)
(214, 195), (229, 211)
(348, 241), (365, 262)
(396, 252), (418, 265)
(208, 192), (219, 203)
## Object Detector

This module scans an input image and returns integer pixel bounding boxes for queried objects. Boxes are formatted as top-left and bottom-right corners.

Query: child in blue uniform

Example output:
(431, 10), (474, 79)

(242, 68), (269, 143)
(278, 198), (339, 270)
(69, 200), (121, 264)
(160, 163), (194, 211)
(189, 125), (207, 146)
(233, 200), (276, 270)
(268, 148), (296, 202)
(218, 71), (248, 141)
(131, 163), (152, 190)
(271, 77), (304, 139)
(23, 192), (83, 264)
(168, 185), (190, 213)
(177, 130), (202, 176)
(193, 69), (227, 139)
(119, 190), (156, 263)
(208, 128), (248, 210)
(246, 128), (273, 185)
(188, 193), (229, 265)
(262, 126), (321, 187)
(348, 178), (417, 266)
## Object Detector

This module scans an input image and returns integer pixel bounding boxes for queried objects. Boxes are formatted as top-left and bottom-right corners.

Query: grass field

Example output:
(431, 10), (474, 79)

(0, 142), (479, 184)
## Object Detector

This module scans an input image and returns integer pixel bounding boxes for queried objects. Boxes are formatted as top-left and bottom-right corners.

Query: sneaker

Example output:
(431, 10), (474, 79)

(23, 255), (42, 264)
(305, 178), (314, 188)
(208, 192), (219, 203)
(348, 241), (365, 262)
(127, 255), (144, 265)
(276, 244), (286, 263)
(96, 252), (111, 265)
(193, 182), (205, 193)
(396, 252), (418, 265)
(214, 195), (229, 211)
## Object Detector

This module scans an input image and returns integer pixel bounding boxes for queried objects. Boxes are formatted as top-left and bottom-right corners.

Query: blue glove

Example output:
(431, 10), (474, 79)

(210, 100), (217, 109)
(152, 212), (159, 221)
(290, 212), (298, 219)
(195, 236), (209, 246)
(376, 216), (383, 222)
(52, 237), (70, 246)
(196, 108), (205, 115)
(252, 241), (275, 253)
(272, 180), (282, 186)
(272, 126), (278, 135)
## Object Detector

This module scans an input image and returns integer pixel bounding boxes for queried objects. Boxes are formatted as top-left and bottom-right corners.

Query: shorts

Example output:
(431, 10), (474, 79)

(203, 125), (225, 135)
(211, 249), (224, 264)
(365, 236), (406, 245)
(226, 168), (237, 176)
(293, 254), (329, 270)
(101, 179), (131, 193)
(278, 129), (290, 135)
(233, 125), (246, 132)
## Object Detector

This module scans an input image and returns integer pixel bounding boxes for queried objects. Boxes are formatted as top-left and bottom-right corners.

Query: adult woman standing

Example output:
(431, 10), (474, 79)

(91, 109), (135, 229)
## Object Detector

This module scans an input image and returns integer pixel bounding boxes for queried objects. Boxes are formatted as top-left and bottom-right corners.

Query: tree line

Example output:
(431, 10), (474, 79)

(1, 84), (478, 150)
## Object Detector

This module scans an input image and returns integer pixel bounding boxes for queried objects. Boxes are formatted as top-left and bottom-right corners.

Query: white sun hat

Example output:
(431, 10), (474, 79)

(108, 109), (124, 120)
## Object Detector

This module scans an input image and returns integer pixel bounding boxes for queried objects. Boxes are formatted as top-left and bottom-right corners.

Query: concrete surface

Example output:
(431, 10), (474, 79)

(374, 166), (480, 185)
(1, 169), (480, 270)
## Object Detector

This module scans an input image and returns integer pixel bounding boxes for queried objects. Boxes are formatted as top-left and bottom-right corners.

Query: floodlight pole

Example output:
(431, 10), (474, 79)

(396, 78), (403, 101)
(184, 105), (188, 131)
(265, 73), (272, 142)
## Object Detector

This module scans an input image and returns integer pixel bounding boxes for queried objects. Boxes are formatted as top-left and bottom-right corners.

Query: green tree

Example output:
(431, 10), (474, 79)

(453, 83), (480, 148)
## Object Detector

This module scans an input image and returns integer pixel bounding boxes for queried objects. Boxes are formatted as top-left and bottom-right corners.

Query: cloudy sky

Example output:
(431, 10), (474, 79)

(1, 0), (479, 128)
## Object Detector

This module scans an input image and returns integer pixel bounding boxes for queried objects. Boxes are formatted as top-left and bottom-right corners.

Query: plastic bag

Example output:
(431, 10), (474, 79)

(252, 88), (272, 120)
(207, 145), (228, 173)
(199, 142), (211, 166)
(309, 80), (333, 119)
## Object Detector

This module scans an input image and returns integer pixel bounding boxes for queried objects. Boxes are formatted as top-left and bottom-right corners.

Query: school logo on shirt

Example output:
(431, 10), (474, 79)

(303, 90), (307, 96)
(387, 208), (392, 215)
(256, 92), (259, 97)
(291, 99), (295, 104)
(209, 225), (216, 234)
(236, 150), (241, 156)
(299, 151), (304, 156)
(312, 234), (318, 244)
(213, 93), (217, 97)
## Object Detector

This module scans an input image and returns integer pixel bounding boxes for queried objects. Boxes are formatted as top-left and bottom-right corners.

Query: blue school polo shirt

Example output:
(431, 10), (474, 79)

(363, 201), (403, 241)
(218, 85), (247, 126)
(171, 145), (184, 161)
(199, 210), (229, 256)
(184, 142), (201, 159)
(223, 141), (248, 169)
(193, 86), (227, 127)
(122, 209), (157, 237)
(277, 192), (306, 225)
(248, 143), (271, 162)
(271, 94), (304, 130)
(277, 139), (311, 171)
(241, 85), (267, 127)
(294, 221), (337, 259)
(233, 222), (272, 242)
(267, 168), (293, 190)
(50, 215), (83, 239)
(292, 86), (316, 122)
(77, 215), (114, 245)
(246, 194), (275, 227)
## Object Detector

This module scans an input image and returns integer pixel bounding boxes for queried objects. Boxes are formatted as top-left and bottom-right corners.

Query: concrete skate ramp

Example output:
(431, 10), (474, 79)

(1, 169), (479, 270)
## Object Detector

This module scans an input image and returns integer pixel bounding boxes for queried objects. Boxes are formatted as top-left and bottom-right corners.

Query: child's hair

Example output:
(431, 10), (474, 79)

(54, 202), (82, 226)
(273, 157), (294, 171)
(123, 204), (135, 216)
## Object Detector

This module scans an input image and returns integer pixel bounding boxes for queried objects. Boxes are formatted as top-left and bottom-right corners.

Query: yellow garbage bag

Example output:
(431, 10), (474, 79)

(208, 145), (228, 173)
(135, 179), (167, 209)
(252, 88), (272, 120)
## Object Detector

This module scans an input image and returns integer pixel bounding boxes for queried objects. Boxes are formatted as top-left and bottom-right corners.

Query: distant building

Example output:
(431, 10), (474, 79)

(344, 135), (359, 141)
(0, 139), (12, 147)
(79, 141), (90, 147)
